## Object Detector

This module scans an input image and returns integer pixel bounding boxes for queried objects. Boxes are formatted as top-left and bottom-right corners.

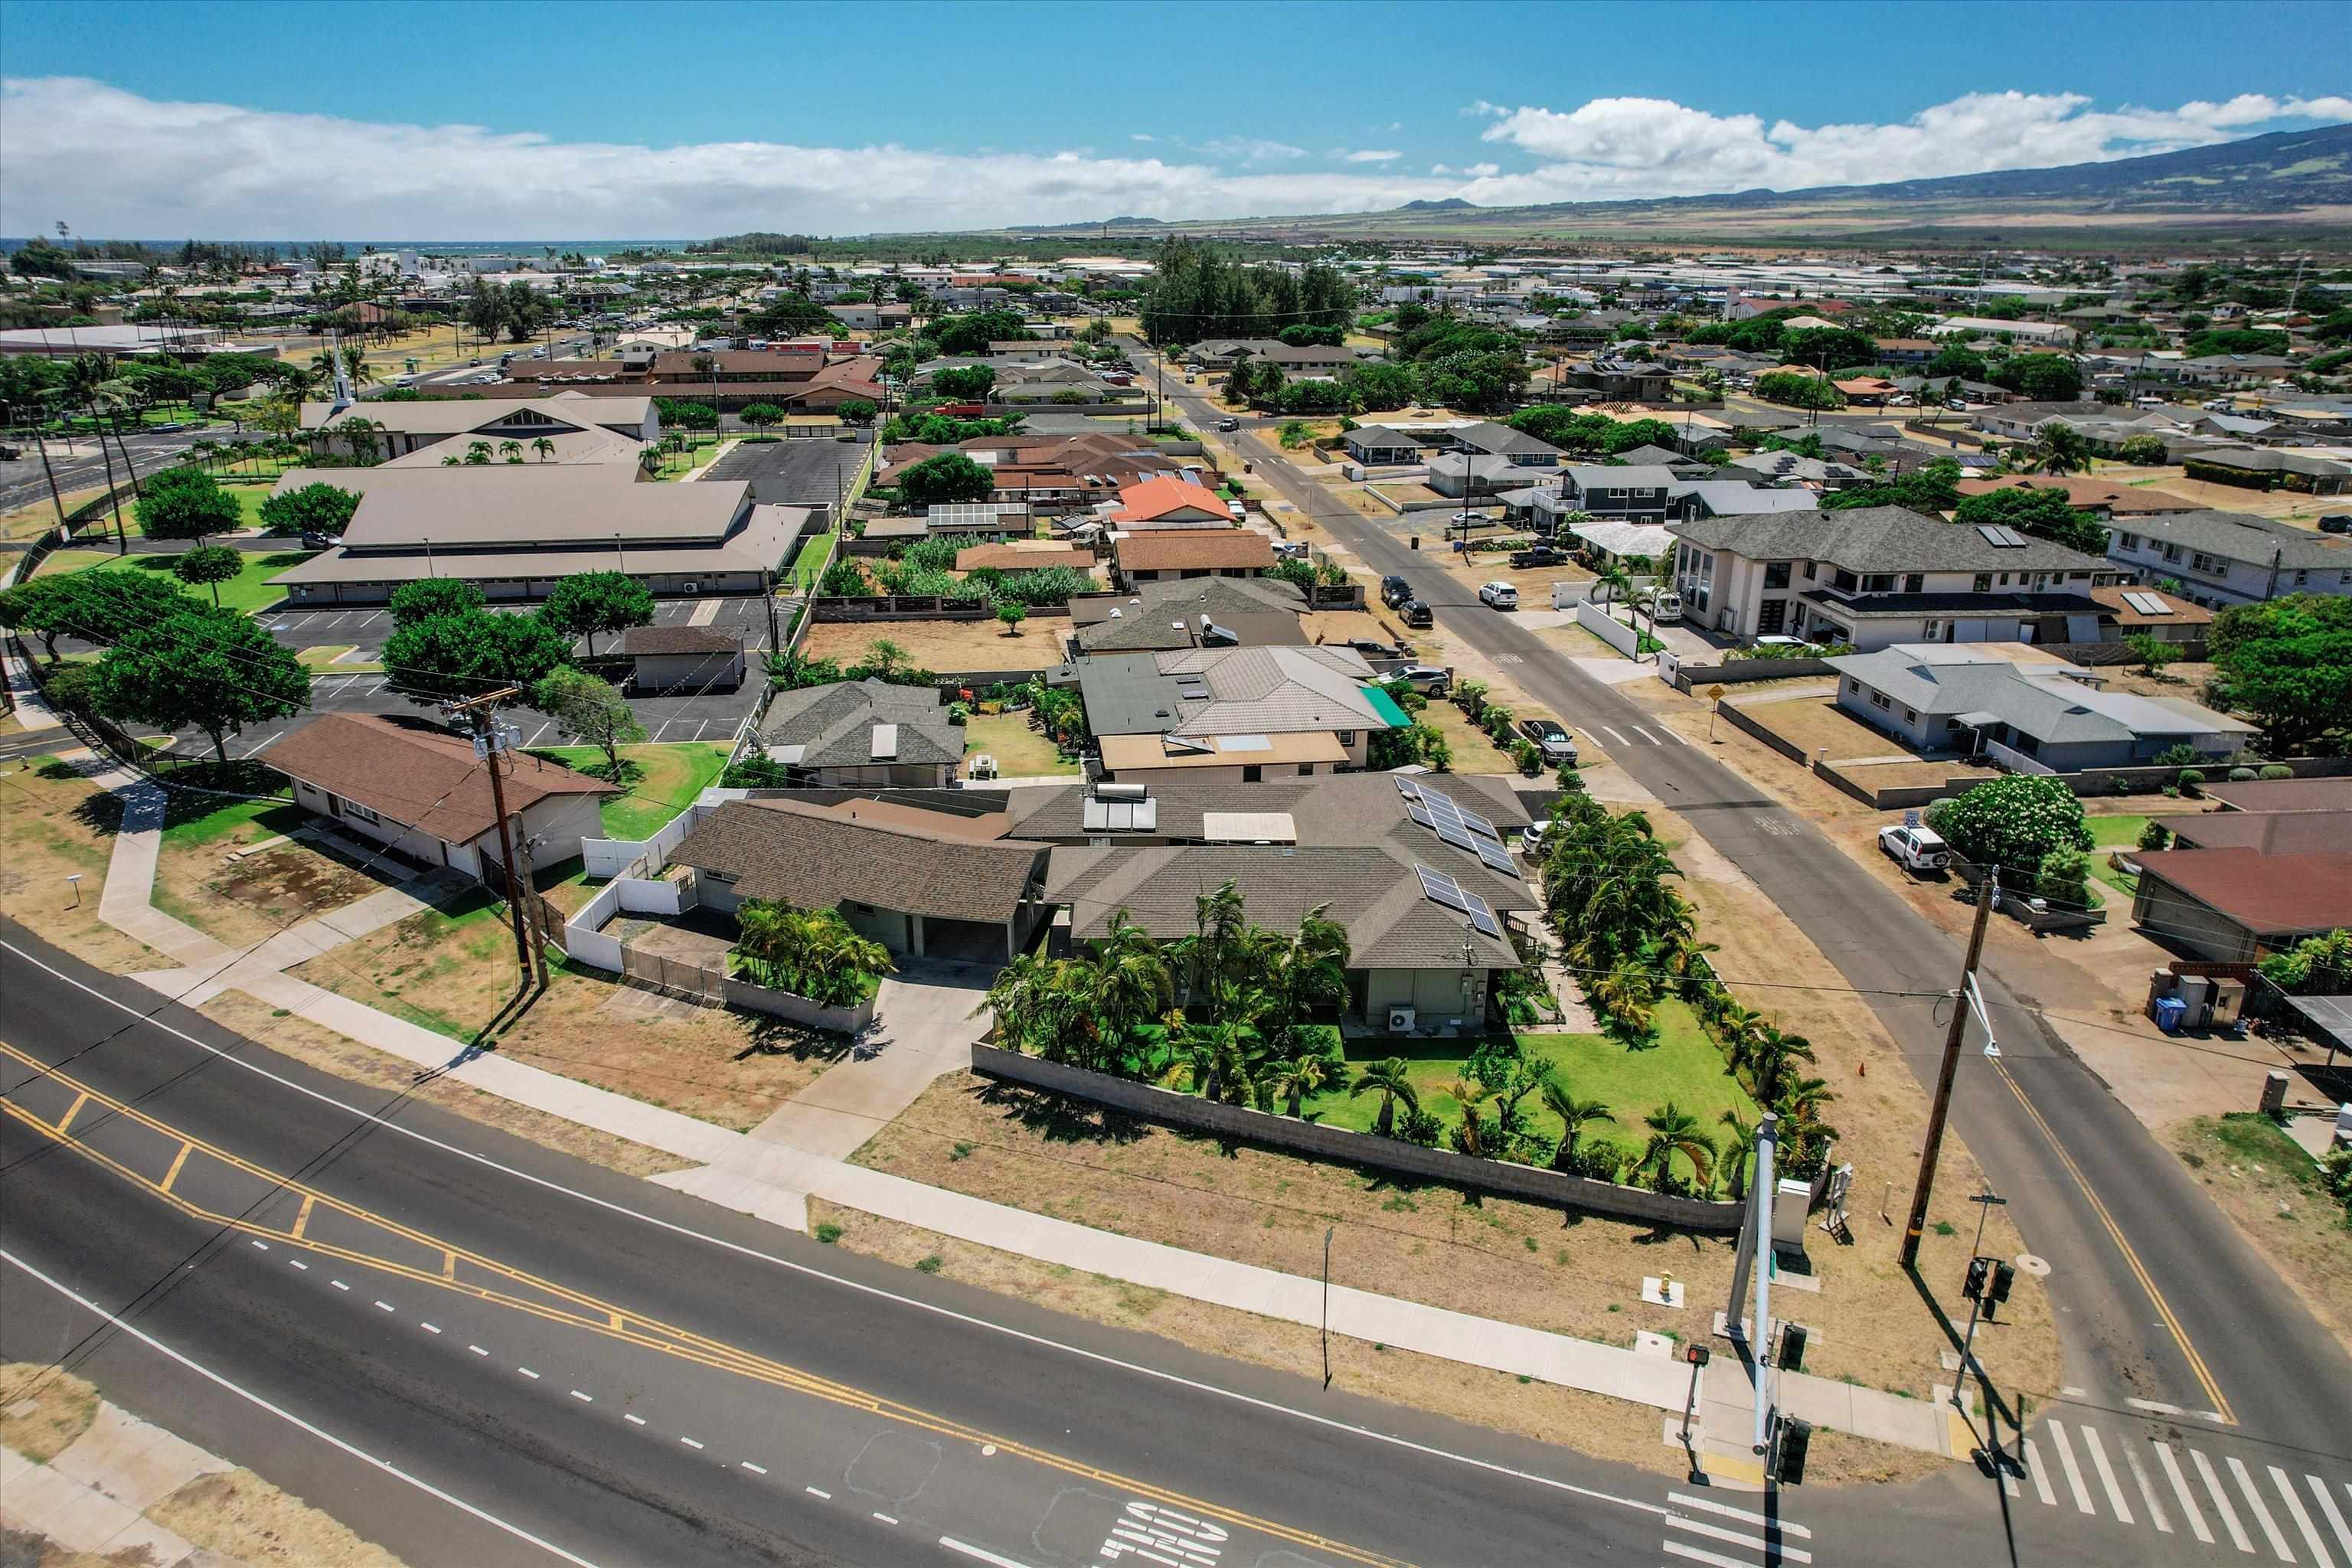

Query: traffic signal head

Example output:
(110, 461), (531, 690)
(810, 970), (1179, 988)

(1775, 1417), (1814, 1486)
(1989, 1262), (2016, 1305)
(1965, 1256), (1991, 1301)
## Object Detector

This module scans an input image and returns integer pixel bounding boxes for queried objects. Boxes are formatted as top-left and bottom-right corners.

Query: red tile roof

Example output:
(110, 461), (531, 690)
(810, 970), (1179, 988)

(2135, 848), (2352, 936)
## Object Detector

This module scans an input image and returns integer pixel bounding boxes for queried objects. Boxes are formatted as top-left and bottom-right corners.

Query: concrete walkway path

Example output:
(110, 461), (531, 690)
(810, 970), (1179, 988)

(2, 1400), (243, 1567)
(80, 756), (1953, 1462)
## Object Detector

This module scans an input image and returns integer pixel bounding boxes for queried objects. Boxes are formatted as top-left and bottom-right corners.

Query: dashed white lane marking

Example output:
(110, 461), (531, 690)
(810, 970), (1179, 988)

(374, 1300), (396, 1313)
(250, 1240), (268, 1250)
(1662, 1542), (1758, 1568)
(624, 1415), (646, 1426)
(2122, 1434), (2170, 1534)
(2269, 1467), (2330, 1568)
(2128, 1397), (2184, 1416)
(2048, 1420), (2095, 1514)
(1662, 725), (1688, 744)
(680, 1437), (704, 1449)
(872, 1512), (898, 1525)
(420, 1322), (440, 1334)
(570, 1390), (593, 1403)
(1602, 726), (1629, 745)
(938, 1540), (1034, 1568)
(2156, 1442), (2213, 1544)
(468, 1345), (487, 1357)
(2196, 1447), (2255, 1554)
(805, 1487), (831, 1499)
(2229, 1455), (2293, 1562)
(518, 1367), (541, 1380)
(2081, 1425), (2133, 1524)
(740, 1462), (767, 1475)
(331, 1280), (349, 1292)
(1630, 725), (1660, 744)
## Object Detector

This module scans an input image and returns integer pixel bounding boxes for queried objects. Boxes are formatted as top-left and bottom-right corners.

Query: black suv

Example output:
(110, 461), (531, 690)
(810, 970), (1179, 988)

(1510, 545), (1567, 569)
(1398, 598), (1433, 629)
(1380, 573), (1414, 609)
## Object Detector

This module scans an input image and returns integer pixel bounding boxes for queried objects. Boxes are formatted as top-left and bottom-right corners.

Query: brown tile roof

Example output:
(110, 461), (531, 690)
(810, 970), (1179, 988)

(265, 713), (616, 844)
(622, 624), (743, 655)
(2198, 778), (2352, 814)
(2087, 583), (2212, 627)
(670, 799), (1047, 924)
(2135, 848), (2352, 936)
(2156, 810), (2352, 854)
(1116, 529), (1275, 573)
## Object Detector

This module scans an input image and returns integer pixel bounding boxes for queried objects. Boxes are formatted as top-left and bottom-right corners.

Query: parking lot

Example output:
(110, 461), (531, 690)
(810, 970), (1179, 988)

(260, 593), (778, 658)
(704, 433), (874, 509)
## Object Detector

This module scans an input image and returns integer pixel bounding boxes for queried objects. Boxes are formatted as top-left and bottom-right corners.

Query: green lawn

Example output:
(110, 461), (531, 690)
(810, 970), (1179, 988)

(786, 530), (836, 593)
(2086, 815), (2149, 898)
(1302, 999), (1755, 1161)
(962, 710), (1078, 776)
(157, 795), (307, 848)
(523, 742), (733, 840)
(44, 547), (315, 616)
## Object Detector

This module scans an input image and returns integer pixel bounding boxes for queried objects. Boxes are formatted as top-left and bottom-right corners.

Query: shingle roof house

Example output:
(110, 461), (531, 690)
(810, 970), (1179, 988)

(1064, 645), (1403, 780)
(2103, 508), (2352, 608)
(756, 679), (963, 786)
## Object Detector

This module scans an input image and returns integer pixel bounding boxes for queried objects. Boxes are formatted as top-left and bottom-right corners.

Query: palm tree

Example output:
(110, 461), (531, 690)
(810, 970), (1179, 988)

(1273, 1053), (1331, 1118)
(1717, 1109), (1758, 1200)
(1349, 1057), (1418, 1137)
(1256, 904), (1350, 1045)
(1184, 1018), (1260, 1104)
(1638, 1102), (1717, 1194)
(1743, 1024), (1817, 1103)
(532, 436), (557, 462)
(498, 439), (524, 463)
(1446, 1078), (1494, 1156)
(338, 415), (384, 466)
(2023, 420), (2089, 476)
(464, 439), (494, 466)
(1540, 1078), (1615, 1171)
(1083, 913), (1174, 1067)
(1177, 879), (1248, 1022)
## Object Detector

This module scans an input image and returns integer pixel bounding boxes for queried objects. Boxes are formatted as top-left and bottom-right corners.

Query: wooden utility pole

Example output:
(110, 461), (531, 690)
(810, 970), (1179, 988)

(443, 688), (537, 986)
(1902, 868), (1997, 1267)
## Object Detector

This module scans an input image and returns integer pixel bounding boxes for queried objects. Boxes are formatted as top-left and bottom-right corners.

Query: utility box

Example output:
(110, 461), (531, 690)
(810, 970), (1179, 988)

(1771, 1178), (1812, 1255)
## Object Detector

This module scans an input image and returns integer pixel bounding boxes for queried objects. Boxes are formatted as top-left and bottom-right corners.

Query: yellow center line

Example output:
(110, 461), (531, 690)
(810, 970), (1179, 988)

(0, 1048), (1411, 1567)
(1991, 1057), (2235, 1424)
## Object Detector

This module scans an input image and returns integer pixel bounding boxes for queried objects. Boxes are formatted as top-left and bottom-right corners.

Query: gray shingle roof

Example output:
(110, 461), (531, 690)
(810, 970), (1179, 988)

(1008, 772), (1531, 845)
(1563, 464), (1678, 492)
(2118, 509), (2352, 570)
(756, 679), (962, 766)
(1669, 505), (2108, 573)
(1450, 421), (1562, 457)
(672, 799), (1045, 925)
(1827, 649), (2247, 743)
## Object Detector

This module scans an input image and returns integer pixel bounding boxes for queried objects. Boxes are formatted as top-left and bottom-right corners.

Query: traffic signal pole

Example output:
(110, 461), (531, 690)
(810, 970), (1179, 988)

(1902, 867), (1998, 1268)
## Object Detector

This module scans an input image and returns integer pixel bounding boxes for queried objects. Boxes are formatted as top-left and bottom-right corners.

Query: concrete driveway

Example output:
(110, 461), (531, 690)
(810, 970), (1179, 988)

(744, 954), (994, 1160)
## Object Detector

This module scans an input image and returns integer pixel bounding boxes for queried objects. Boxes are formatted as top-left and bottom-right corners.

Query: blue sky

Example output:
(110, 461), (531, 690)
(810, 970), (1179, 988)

(2, 0), (2347, 237)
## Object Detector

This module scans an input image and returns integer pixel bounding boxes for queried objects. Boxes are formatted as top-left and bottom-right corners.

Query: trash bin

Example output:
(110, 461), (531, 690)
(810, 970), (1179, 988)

(2154, 995), (2188, 1034)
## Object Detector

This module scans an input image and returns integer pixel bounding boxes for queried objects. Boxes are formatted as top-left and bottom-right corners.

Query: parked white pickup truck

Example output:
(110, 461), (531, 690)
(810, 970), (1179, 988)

(1878, 824), (1952, 874)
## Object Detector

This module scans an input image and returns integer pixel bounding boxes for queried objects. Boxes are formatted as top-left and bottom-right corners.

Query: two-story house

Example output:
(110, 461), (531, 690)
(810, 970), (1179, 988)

(2104, 510), (2352, 608)
(1557, 464), (1678, 524)
(1667, 505), (2124, 649)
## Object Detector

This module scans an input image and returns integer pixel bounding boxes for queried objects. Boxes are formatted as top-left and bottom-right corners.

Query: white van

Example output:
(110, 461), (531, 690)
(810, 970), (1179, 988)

(1642, 587), (1684, 623)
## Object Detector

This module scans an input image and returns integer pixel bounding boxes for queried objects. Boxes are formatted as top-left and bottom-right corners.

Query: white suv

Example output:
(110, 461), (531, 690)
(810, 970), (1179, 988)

(1478, 581), (1519, 610)
(1879, 824), (1951, 874)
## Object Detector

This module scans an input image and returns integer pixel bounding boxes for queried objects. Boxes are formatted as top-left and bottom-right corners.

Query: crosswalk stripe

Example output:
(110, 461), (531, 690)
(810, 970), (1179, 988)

(1666, 1515), (1811, 1563)
(2082, 1425), (2134, 1524)
(1662, 725), (1688, 744)
(2024, 1438), (2056, 1507)
(1665, 1494), (1813, 1539)
(2124, 1436), (2171, 1534)
(1662, 1540), (1758, 1568)
(2050, 1420), (2096, 1514)
(2001, 1461), (2019, 1499)
(1602, 726), (1628, 745)
(2158, 1442), (2214, 1544)
(2310, 1477), (2352, 1566)
(2230, 1455), (2295, 1562)
(1631, 725), (1660, 744)
(2272, 1468), (2332, 1568)
(2194, 1446), (2256, 1554)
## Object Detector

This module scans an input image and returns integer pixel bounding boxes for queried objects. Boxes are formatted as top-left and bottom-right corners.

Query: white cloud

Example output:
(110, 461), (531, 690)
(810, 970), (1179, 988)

(1130, 132), (1155, 142)
(0, 79), (1446, 236)
(1336, 148), (1402, 163)
(1472, 89), (2352, 201)
(1388, 121), (1402, 132)
(1199, 136), (1308, 164)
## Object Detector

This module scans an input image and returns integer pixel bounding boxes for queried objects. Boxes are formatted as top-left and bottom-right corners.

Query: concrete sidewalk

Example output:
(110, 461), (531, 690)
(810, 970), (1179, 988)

(83, 757), (1953, 1462)
(2, 1400), (243, 1567)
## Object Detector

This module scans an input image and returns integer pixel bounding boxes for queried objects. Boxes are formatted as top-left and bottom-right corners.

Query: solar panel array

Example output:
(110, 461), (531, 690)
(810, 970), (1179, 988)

(2122, 590), (2174, 615)
(1406, 782), (1521, 875)
(1973, 524), (2029, 548)
(1415, 864), (1501, 937)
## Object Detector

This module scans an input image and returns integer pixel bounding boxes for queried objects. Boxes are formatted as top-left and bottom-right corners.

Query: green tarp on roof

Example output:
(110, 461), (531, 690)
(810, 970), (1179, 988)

(1360, 684), (1412, 728)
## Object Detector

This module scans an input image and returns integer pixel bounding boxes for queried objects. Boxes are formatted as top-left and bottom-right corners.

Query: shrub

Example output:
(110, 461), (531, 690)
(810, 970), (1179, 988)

(1924, 774), (2090, 876)
(2259, 763), (2293, 780)
(2178, 768), (2205, 792)
(2035, 847), (2093, 910)
(1509, 739), (1541, 775)
(2229, 766), (2256, 782)
(2138, 820), (2170, 851)
(1395, 1107), (1444, 1147)
(814, 1222), (843, 1244)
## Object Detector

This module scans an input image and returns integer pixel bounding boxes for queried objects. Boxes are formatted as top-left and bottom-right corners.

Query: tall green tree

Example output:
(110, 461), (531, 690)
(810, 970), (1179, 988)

(531, 666), (646, 776)
(538, 571), (655, 656)
(132, 466), (240, 540)
(383, 607), (573, 706)
(257, 480), (361, 538)
(388, 577), (486, 626)
(898, 452), (996, 507)
(1951, 485), (2108, 555)
(1637, 1102), (1717, 1194)
(93, 607), (309, 762)
(171, 544), (245, 607)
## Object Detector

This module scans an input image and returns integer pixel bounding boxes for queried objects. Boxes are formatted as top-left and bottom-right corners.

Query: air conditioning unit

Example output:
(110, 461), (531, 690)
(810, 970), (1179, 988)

(1387, 1007), (1417, 1034)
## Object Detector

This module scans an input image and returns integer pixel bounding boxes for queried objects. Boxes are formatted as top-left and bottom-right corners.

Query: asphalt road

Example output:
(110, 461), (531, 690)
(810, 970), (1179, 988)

(0, 428), (269, 524)
(1130, 344), (2352, 1465)
(1, 922), (1818, 1568)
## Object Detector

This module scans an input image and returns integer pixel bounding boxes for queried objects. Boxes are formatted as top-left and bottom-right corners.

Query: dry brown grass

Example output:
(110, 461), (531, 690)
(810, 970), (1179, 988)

(1734, 696), (1927, 762)
(152, 1468), (406, 1567)
(2097, 466), (2342, 525)
(0, 752), (172, 973)
(195, 991), (695, 1179)
(1417, 701), (1523, 774)
(284, 899), (841, 1134)
(0, 1362), (100, 1462)
(155, 833), (384, 951)
(810, 1202), (1950, 1485)
(0, 483), (114, 544)
(802, 616), (1050, 675)
(2169, 1116), (2352, 1356)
